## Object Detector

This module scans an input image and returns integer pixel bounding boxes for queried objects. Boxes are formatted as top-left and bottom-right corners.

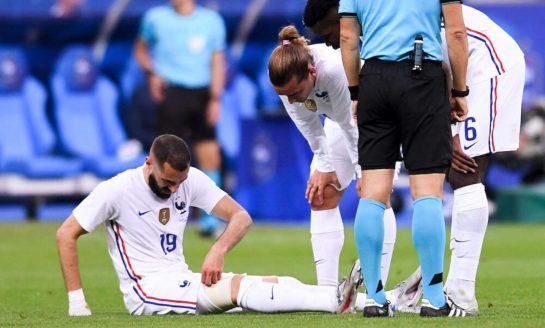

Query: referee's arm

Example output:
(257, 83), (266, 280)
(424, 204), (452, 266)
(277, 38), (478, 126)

(339, 14), (361, 90)
(442, 2), (468, 91)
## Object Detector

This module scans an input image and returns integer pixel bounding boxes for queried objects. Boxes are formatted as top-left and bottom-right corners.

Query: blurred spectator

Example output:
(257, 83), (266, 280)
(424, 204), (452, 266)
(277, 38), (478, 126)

(502, 97), (545, 184)
(133, 0), (227, 237)
(50, 0), (85, 18)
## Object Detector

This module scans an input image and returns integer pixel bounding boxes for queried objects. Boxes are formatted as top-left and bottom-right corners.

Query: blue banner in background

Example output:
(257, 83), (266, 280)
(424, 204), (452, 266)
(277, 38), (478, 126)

(235, 119), (313, 221)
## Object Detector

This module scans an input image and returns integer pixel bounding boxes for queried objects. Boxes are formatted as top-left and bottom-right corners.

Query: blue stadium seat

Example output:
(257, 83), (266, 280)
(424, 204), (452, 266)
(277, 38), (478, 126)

(51, 46), (145, 178)
(0, 47), (83, 178)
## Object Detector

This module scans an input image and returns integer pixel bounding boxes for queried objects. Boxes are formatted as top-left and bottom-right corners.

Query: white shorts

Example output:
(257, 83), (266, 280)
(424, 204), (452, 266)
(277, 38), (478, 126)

(310, 119), (356, 190)
(455, 60), (525, 157)
(125, 272), (236, 315)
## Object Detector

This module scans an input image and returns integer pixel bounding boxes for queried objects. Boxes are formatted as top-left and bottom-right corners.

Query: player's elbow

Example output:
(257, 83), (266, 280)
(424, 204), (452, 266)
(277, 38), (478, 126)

(339, 31), (358, 51)
(241, 211), (253, 230)
(447, 28), (467, 43)
(56, 224), (70, 247)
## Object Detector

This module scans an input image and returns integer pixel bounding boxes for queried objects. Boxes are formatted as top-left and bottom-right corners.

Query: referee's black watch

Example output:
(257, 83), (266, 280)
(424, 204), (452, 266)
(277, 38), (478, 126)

(451, 86), (470, 98)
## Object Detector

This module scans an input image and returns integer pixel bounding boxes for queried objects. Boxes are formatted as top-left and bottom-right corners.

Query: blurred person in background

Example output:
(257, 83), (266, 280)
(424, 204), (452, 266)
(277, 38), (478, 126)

(134, 0), (226, 238)
(50, 0), (84, 18)
(510, 98), (545, 184)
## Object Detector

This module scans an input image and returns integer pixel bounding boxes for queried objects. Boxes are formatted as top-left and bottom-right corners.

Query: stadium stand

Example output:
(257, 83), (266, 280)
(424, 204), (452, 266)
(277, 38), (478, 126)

(0, 47), (84, 190)
(0, 0), (543, 221)
(51, 46), (146, 178)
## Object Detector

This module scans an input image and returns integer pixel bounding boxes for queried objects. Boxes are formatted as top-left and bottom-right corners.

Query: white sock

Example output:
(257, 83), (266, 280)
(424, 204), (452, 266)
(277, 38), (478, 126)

(237, 277), (337, 313)
(446, 183), (488, 302)
(355, 292), (367, 311)
(381, 207), (396, 286)
(310, 208), (344, 287)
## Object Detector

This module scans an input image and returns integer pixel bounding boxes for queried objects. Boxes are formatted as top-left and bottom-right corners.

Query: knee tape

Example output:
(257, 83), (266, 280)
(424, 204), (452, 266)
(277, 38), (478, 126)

(200, 275), (236, 313)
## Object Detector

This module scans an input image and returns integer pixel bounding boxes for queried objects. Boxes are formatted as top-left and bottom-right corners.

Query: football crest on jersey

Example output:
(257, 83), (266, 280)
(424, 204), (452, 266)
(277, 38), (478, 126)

(158, 208), (170, 225)
(175, 200), (187, 215)
(304, 99), (317, 112)
(315, 90), (329, 101)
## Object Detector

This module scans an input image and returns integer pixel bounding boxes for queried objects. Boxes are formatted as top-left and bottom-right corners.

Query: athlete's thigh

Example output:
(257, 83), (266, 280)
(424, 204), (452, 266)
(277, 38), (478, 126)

(357, 65), (400, 170)
(322, 119), (357, 190)
(399, 62), (451, 174)
(131, 272), (201, 315)
(458, 62), (525, 157)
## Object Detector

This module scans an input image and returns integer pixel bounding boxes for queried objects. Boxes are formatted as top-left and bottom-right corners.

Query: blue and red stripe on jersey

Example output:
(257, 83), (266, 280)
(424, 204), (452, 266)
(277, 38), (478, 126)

(110, 221), (197, 311)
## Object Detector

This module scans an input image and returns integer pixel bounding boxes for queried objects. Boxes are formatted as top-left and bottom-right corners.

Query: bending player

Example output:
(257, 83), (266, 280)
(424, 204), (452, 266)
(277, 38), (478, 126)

(56, 134), (365, 316)
(441, 4), (525, 315)
(268, 25), (397, 289)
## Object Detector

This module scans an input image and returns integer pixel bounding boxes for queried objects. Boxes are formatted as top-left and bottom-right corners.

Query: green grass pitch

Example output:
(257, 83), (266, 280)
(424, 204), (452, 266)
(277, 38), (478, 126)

(1, 222), (544, 327)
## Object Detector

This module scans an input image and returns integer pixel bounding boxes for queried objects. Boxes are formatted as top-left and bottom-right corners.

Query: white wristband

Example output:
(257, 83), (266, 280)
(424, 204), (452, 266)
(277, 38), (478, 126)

(68, 288), (86, 304)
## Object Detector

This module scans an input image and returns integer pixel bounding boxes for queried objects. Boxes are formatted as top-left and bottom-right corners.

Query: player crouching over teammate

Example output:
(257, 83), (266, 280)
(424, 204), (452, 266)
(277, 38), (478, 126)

(56, 134), (370, 316)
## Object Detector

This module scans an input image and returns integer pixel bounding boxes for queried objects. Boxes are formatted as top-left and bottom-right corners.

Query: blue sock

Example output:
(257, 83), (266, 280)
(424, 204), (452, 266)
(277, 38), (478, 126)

(354, 198), (387, 304)
(200, 169), (221, 231)
(412, 197), (446, 308)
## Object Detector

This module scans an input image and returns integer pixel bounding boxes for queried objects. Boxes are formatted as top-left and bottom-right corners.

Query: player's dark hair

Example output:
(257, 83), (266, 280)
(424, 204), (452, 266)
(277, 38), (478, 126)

(268, 25), (313, 87)
(303, 0), (339, 28)
(150, 134), (191, 171)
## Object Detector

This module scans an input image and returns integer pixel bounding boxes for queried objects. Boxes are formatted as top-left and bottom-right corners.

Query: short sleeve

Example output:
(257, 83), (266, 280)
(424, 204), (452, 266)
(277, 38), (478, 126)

(210, 12), (226, 52)
(138, 10), (156, 45)
(73, 180), (121, 232)
(339, 0), (357, 17)
(187, 168), (227, 214)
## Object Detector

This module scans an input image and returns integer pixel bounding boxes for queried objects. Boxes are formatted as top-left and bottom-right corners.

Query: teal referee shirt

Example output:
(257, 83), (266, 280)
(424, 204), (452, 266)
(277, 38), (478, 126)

(339, 0), (461, 61)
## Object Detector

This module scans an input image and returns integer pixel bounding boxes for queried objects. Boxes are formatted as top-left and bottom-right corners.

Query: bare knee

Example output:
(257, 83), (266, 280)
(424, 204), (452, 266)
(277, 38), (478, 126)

(261, 276), (278, 283)
(410, 173), (445, 199)
(310, 186), (343, 210)
(230, 274), (245, 305)
(195, 140), (221, 170)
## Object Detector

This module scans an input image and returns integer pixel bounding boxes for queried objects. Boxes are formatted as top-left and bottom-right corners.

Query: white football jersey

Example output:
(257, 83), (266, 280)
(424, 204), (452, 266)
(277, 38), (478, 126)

(73, 165), (226, 298)
(280, 44), (358, 173)
(442, 5), (524, 85)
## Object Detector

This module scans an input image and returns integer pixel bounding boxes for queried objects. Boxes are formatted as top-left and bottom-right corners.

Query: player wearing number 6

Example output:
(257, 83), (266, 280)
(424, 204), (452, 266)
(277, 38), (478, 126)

(56, 134), (365, 316)
(441, 5), (525, 315)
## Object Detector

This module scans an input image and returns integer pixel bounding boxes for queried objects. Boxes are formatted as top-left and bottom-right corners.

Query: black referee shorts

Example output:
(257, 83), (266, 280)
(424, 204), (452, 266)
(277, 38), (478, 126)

(357, 59), (452, 174)
(157, 85), (216, 143)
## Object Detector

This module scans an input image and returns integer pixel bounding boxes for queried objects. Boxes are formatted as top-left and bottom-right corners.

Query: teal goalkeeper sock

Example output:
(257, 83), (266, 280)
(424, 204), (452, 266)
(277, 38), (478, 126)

(354, 198), (387, 304)
(412, 197), (446, 308)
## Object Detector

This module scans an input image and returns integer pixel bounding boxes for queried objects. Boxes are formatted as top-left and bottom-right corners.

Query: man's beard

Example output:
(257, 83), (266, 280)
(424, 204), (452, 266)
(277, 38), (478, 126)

(148, 173), (171, 199)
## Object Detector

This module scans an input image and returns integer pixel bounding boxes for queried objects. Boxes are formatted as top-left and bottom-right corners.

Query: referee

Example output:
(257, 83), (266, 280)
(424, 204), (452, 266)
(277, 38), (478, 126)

(339, 0), (469, 317)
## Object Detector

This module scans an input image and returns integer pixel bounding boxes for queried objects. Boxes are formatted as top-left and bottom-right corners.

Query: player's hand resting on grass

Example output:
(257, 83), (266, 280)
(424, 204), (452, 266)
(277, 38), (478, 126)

(68, 288), (92, 316)
(306, 170), (341, 206)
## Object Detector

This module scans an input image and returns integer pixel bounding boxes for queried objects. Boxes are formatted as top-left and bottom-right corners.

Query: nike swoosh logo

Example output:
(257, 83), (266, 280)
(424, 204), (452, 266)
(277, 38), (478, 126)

(138, 210), (151, 216)
(314, 259), (326, 265)
(270, 285), (275, 300)
(454, 238), (470, 243)
(463, 142), (477, 150)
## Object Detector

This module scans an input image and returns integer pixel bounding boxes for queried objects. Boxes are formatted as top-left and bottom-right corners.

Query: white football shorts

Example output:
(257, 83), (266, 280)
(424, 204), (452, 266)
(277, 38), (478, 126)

(455, 59), (525, 158)
(125, 271), (237, 315)
(310, 118), (357, 190)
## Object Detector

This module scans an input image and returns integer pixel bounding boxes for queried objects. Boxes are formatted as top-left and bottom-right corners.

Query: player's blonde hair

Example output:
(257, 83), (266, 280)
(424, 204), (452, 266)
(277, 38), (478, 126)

(268, 25), (313, 87)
